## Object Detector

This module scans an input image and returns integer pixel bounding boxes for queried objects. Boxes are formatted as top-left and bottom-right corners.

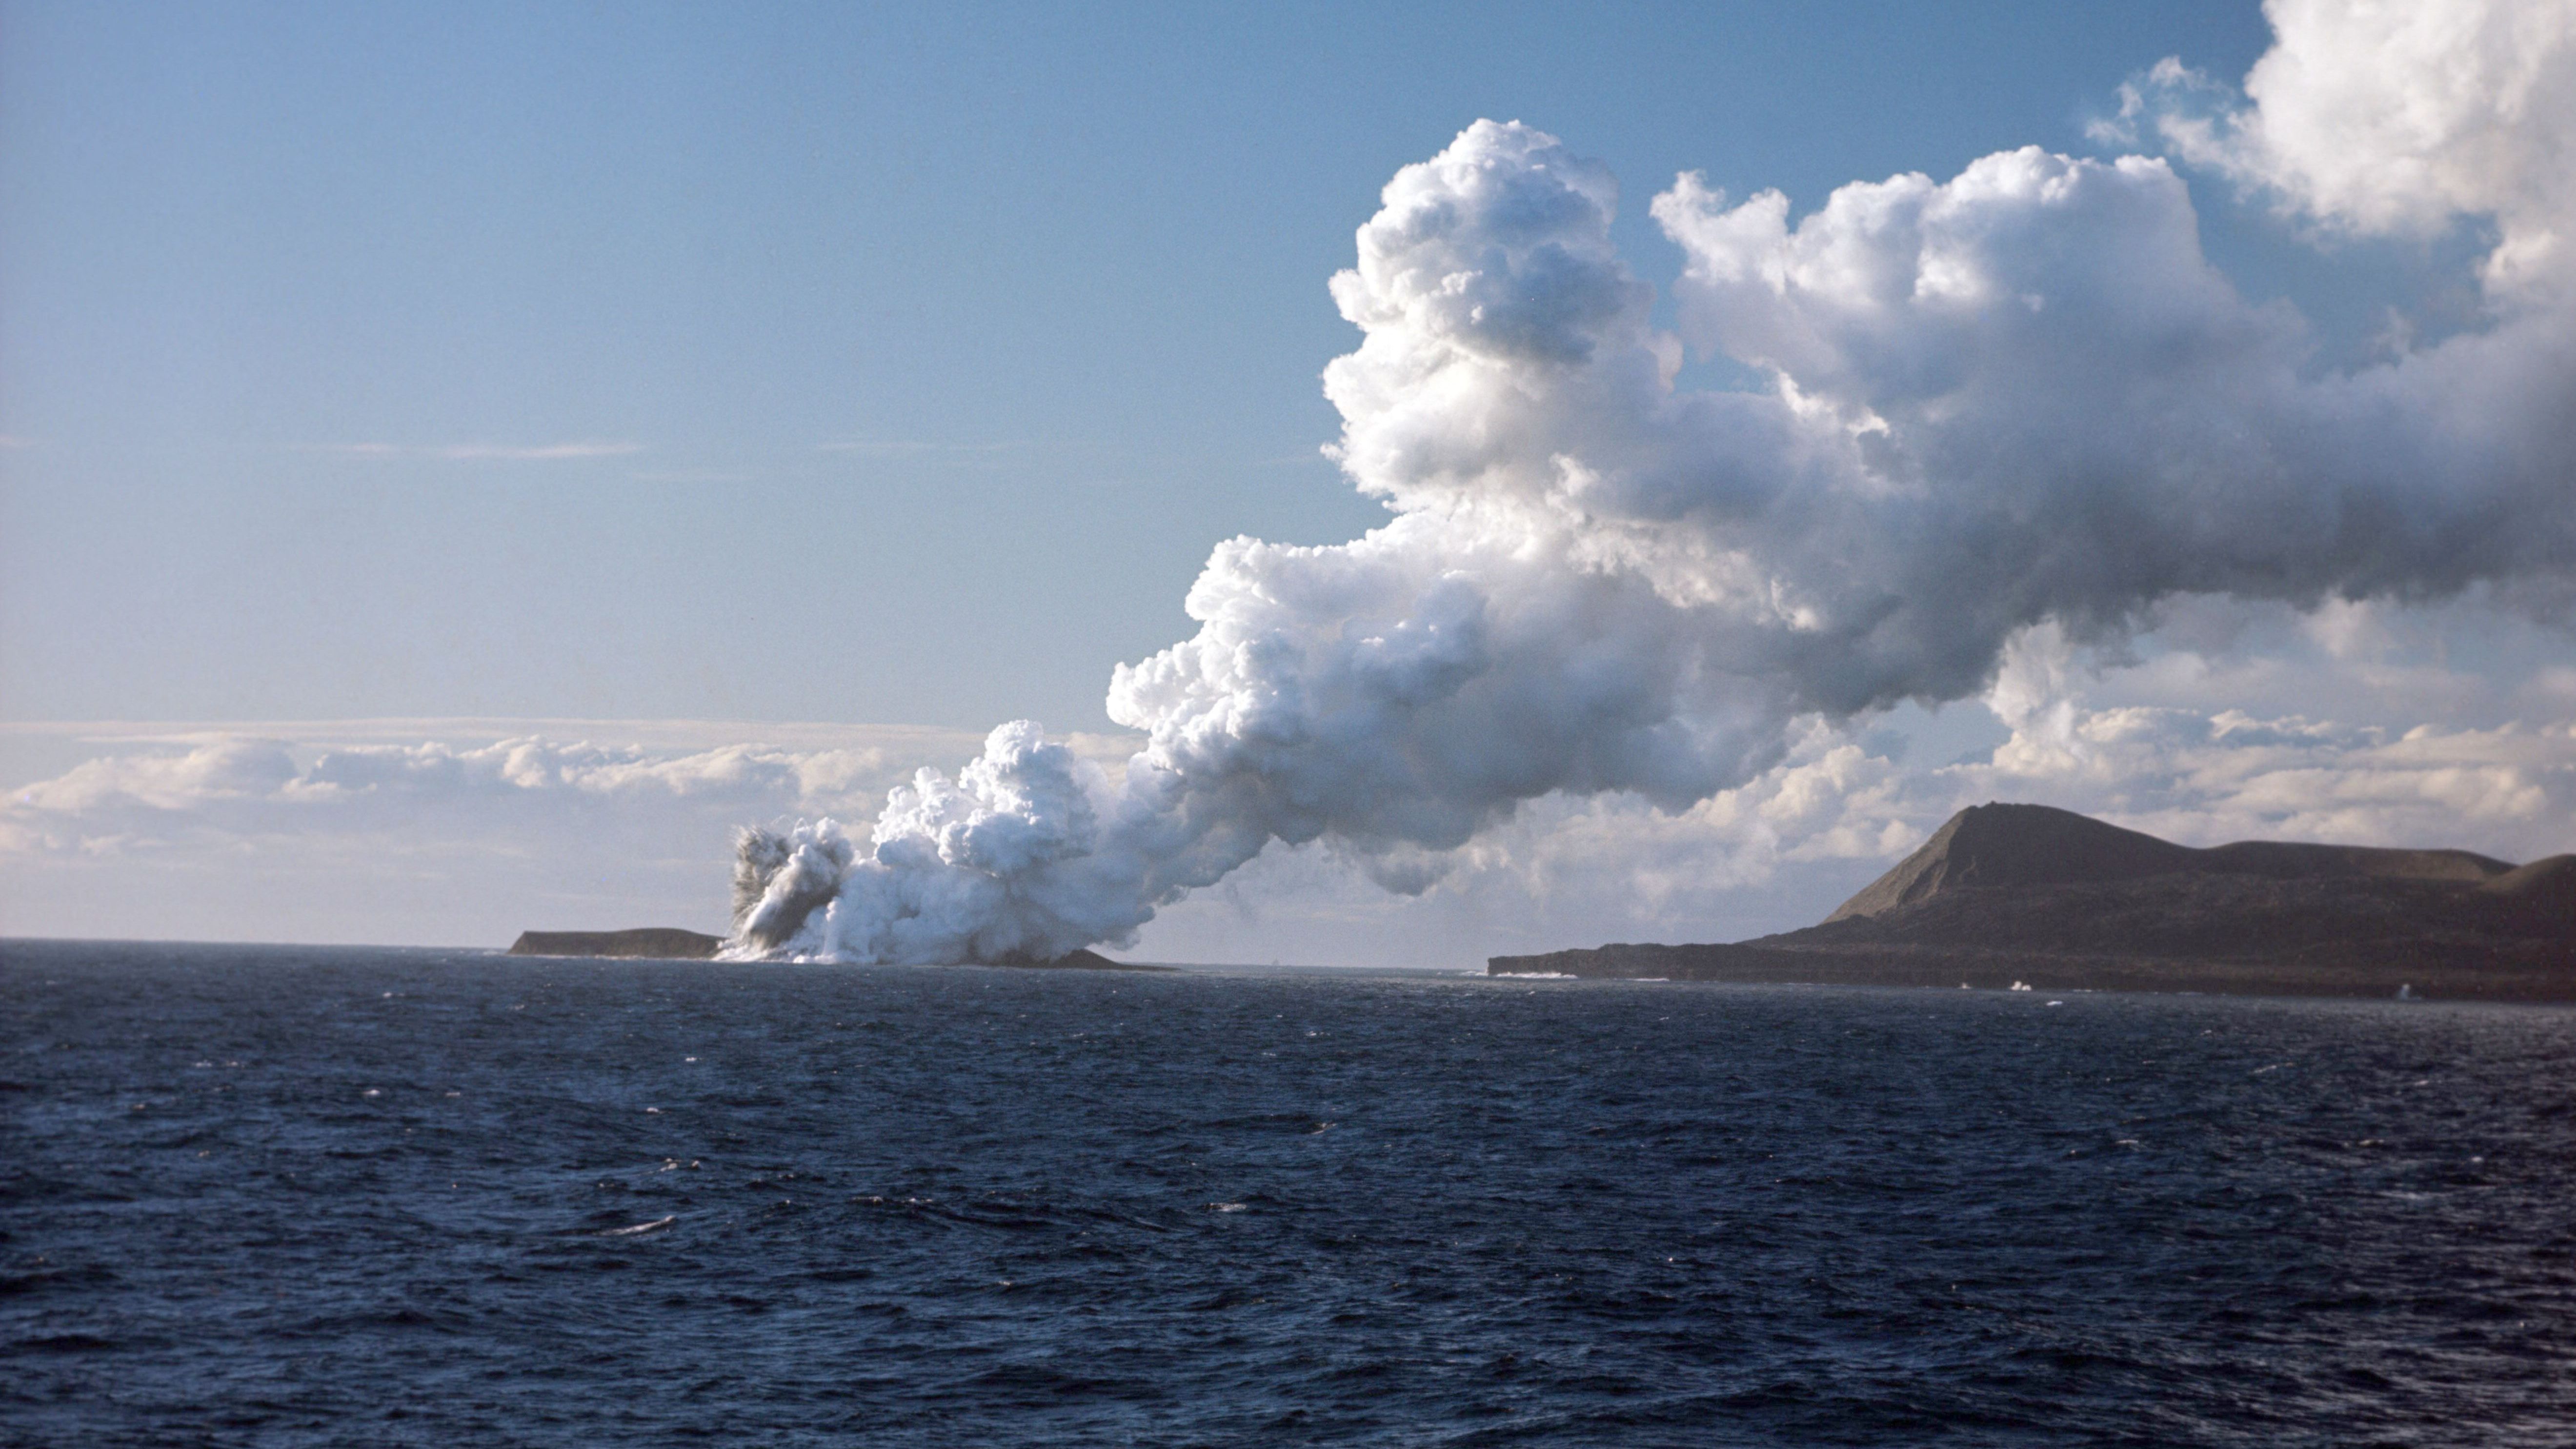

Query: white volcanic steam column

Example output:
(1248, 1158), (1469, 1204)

(732, 5), (2576, 961)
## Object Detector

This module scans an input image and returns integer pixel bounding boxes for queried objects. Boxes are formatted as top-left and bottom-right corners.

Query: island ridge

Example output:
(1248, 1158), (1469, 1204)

(1490, 804), (2576, 1000)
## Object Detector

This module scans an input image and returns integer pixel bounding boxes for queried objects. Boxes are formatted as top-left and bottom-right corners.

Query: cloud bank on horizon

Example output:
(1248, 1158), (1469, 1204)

(7, 0), (2574, 961)
(719, 0), (2576, 962)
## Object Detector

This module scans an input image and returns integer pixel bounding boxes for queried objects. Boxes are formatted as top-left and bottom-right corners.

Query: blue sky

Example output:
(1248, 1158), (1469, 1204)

(4, 0), (2281, 730)
(4, 1), (2569, 959)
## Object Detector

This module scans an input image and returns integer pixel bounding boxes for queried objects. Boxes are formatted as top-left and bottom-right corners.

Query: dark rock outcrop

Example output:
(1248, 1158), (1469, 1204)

(1493, 804), (2574, 1001)
(507, 928), (724, 960)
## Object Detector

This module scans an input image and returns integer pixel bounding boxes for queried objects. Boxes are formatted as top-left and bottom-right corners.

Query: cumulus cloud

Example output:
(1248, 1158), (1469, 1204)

(2, 735), (880, 851)
(1129, 627), (2576, 966)
(0, 725), (1012, 942)
(0, 722), (1167, 845)
(2110, 0), (2576, 294)
(1959, 615), (2576, 857)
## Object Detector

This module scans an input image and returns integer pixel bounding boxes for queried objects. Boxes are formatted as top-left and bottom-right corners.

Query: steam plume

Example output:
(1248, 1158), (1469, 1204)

(730, 4), (2576, 963)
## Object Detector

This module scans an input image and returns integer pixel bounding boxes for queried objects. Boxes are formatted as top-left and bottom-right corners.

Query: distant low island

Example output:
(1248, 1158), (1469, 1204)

(503, 929), (1153, 970)
(1490, 804), (2576, 1002)
(507, 929), (724, 959)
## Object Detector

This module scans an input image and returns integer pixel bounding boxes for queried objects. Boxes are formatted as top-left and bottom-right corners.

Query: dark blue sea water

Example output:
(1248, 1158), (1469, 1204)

(5, 941), (2573, 1447)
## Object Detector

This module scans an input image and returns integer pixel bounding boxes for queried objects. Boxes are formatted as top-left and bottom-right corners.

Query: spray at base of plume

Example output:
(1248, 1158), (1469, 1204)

(724, 722), (1184, 964)
(727, 820), (853, 954)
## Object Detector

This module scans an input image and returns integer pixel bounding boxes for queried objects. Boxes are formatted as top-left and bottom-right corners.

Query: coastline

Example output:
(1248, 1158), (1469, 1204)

(1486, 941), (2576, 1002)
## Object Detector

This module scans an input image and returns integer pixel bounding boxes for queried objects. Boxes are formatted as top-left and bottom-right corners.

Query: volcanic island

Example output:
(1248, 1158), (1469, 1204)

(1490, 803), (2576, 1001)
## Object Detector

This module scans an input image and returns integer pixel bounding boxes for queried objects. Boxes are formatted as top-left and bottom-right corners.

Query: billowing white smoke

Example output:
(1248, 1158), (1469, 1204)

(732, 1), (2576, 963)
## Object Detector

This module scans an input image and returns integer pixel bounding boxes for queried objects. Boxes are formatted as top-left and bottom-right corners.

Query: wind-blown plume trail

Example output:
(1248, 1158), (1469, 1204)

(730, 0), (2576, 964)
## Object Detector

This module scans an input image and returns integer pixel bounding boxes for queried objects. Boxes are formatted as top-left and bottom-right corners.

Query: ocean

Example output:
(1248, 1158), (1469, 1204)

(5, 940), (2573, 1446)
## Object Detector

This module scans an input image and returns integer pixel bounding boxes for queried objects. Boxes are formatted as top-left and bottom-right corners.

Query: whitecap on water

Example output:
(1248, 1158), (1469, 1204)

(602, 1216), (676, 1236)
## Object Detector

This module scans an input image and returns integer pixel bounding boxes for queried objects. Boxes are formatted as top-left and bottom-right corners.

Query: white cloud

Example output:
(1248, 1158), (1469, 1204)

(1135, 620), (2575, 966)
(0, 723), (1127, 947)
(2121, 0), (2576, 295)
(4, 619), (2568, 964)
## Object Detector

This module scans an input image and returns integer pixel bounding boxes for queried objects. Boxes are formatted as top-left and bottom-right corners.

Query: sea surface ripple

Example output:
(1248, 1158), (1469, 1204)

(4, 941), (2573, 1446)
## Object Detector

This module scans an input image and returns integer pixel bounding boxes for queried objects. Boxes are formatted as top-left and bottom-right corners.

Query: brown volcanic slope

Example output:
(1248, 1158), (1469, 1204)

(1490, 804), (2576, 1001)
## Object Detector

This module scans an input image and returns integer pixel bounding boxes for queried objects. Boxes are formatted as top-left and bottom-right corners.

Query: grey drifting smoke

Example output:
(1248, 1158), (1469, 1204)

(730, 0), (2576, 963)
